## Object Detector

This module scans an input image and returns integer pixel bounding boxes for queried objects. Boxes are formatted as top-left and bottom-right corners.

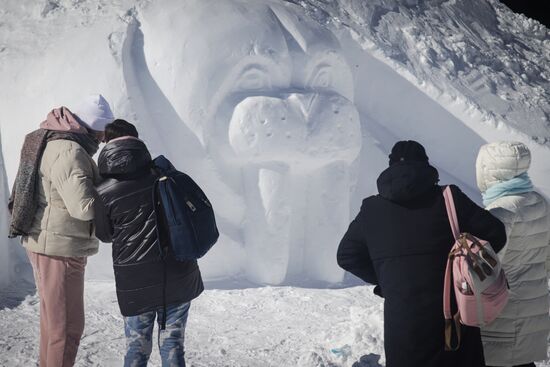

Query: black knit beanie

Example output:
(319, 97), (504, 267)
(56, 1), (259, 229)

(389, 140), (429, 166)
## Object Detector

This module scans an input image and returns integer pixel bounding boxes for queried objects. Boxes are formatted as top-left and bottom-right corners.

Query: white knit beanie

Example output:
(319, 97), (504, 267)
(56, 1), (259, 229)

(73, 94), (114, 132)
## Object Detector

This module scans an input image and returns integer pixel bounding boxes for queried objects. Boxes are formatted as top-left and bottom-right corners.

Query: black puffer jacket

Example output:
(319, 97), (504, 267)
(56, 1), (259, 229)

(337, 161), (506, 367)
(94, 138), (203, 316)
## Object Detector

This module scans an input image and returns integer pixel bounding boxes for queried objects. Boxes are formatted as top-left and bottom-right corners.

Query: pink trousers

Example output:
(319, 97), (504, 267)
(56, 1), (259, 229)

(27, 250), (87, 367)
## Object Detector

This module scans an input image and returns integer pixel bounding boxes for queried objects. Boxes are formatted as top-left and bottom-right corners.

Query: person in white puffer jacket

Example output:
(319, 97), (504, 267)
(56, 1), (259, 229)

(476, 141), (550, 367)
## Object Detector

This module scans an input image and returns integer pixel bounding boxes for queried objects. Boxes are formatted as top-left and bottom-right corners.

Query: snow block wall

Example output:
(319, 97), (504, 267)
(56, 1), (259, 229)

(0, 0), (549, 286)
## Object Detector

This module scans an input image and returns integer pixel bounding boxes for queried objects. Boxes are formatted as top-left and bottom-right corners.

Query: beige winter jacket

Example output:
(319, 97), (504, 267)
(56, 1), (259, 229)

(477, 142), (550, 366)
(22, 140), (100, 257)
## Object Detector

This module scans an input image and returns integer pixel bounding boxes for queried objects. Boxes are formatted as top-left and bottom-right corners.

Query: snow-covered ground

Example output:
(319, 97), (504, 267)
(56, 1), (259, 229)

(0, 282), (386, 367)
(1, 281), (549, 366)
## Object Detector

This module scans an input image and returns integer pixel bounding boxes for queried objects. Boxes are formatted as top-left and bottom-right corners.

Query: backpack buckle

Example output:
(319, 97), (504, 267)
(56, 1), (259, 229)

(186, 200), (197, 212)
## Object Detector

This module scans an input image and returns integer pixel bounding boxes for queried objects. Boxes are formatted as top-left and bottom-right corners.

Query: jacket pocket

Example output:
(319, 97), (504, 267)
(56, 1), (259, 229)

(48, 205), (90, 238)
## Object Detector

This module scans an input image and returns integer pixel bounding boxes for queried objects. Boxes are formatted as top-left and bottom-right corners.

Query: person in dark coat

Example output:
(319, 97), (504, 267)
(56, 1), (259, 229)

(94, 119), (203, 367)
(337, 140), (506, 367)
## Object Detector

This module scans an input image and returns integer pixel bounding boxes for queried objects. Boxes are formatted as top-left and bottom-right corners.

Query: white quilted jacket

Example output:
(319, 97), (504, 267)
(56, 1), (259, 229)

(477, 142), (550, 366)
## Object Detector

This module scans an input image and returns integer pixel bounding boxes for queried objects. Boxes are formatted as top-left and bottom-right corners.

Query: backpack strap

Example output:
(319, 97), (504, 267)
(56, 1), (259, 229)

(443, 257), (461, 351)
(443, 258), (453, 322)
(443, 186), (462, 351)
(152, 175), (169, 330)
(443, 186), (460, 240)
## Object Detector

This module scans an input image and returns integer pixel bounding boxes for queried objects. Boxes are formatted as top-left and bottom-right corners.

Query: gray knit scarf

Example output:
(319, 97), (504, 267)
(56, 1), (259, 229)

(8, 130), (99, 238)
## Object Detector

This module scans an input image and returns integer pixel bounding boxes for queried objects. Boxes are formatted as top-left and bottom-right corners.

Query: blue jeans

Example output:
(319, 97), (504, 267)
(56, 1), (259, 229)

(124, 302), (190, 367)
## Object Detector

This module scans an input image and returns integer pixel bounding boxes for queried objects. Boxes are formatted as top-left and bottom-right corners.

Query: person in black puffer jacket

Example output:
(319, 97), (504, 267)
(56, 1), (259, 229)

(94, 119), (203, 367)
(337, 140), (506, 367)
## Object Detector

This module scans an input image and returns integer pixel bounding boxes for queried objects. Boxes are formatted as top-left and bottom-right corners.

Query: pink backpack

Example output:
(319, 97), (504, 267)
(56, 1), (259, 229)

(442, 186), (509, 351)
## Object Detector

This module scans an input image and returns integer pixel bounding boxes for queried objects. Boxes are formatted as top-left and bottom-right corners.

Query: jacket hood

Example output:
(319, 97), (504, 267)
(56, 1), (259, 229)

(476, 141), (531, 193)
(99, 138), (152, 178)
(377, 161), (439, 202)
(40, 107), (89, 134)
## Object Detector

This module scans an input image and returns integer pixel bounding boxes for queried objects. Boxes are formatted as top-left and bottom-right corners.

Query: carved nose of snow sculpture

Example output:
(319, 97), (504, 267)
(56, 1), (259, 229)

(228, 92), (361, 168)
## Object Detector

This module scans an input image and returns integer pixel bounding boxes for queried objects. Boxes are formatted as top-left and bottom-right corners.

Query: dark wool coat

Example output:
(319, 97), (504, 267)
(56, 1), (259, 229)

(337, 161), (506, 367)
(94, 138), (203, 316)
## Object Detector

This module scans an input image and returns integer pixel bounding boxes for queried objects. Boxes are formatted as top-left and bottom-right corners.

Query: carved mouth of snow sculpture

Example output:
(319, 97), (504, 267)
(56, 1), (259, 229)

(142, 0), (361, 284)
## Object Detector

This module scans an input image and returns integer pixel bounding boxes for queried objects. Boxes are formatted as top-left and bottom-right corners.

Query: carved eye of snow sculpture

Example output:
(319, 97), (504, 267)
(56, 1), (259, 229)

(142, 0), (361, 284)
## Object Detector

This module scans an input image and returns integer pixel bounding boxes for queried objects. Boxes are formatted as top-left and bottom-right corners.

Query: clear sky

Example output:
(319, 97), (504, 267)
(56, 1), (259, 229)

(499, 0), (550, 28)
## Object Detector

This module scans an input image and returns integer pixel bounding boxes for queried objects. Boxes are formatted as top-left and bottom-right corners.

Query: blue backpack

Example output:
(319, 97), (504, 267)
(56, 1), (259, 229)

(152, 155), (219, 260)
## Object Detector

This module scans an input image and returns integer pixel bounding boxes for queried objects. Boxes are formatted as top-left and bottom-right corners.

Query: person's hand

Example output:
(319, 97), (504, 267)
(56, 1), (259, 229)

(374, 285), (384, 298)
(94, 131), (106, 143)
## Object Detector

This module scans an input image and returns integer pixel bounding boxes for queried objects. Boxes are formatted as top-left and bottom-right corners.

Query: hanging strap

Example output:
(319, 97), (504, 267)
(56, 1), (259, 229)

(442, 186), (462, 351)
(160, 257), (168, 330)
(443, 256), (462, 351)
(442, 185), (460, 323)
(152, 173), (169, 330)
(443, 257), (454, 322)
(458, 236), (488, 282)
(444, 309), (462, 351)
(442, 186), (460, 240)
(457, 238), (487, 328)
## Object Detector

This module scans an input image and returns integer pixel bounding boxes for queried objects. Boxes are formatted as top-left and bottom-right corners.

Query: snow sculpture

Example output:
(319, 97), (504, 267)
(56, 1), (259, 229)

(0, 132), (32, 290)
(141, 0), (361, 284)
(0, 142), (11, 289)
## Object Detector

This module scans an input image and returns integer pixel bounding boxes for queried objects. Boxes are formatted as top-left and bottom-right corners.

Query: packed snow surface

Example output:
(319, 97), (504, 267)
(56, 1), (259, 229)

(0, 281), (549, 367)
(0, 282), (385, 367)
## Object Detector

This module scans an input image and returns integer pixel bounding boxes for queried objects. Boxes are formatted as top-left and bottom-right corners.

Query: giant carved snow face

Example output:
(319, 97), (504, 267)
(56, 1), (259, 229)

(142, 0), (360, 168)
(141, 0), (361, 284)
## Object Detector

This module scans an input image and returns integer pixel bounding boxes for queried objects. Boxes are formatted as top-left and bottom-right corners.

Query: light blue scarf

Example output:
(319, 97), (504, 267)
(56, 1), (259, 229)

(482, 172), (534, 207)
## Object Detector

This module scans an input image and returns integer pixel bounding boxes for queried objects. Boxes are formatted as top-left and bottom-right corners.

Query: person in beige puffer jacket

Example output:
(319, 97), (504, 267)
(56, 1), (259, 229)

(23, 137), (101, 256)
(476, 141), (550, 367)
(17, 95), (114, 367)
